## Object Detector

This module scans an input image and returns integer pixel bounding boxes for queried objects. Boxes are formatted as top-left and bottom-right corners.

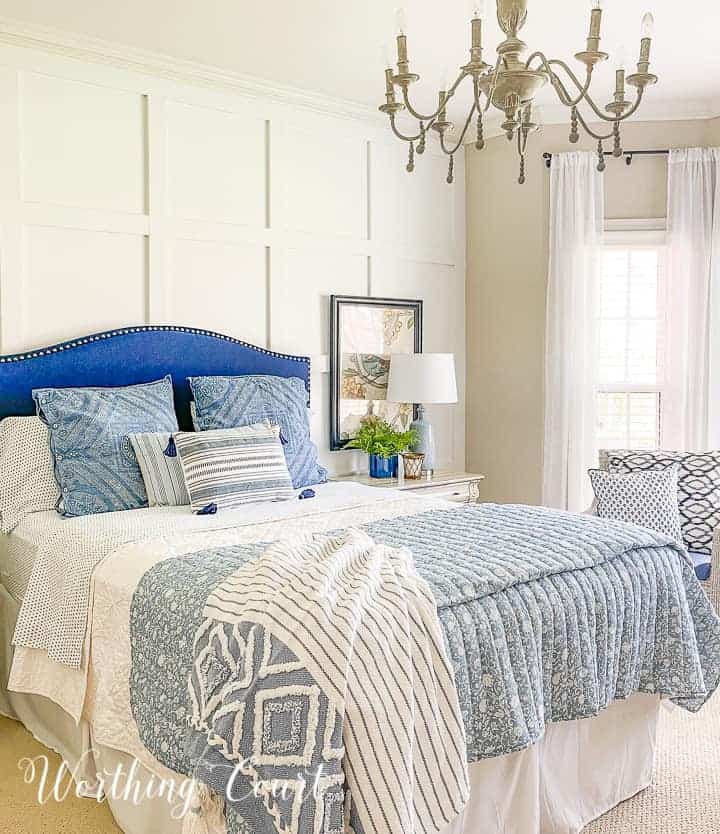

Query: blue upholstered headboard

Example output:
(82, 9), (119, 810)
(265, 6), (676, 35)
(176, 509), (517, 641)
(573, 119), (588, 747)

(0, 326), (311, 430)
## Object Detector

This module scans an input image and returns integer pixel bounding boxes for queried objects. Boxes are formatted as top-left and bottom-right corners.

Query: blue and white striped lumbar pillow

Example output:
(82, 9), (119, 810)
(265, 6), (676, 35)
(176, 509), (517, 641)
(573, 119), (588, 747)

(129, 432), (190, 507)
(174, 423), (294, 513)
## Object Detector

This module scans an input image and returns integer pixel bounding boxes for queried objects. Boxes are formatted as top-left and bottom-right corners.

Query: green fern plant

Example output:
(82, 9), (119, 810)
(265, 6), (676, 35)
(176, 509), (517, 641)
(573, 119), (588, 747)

(345, 416), (417, 459)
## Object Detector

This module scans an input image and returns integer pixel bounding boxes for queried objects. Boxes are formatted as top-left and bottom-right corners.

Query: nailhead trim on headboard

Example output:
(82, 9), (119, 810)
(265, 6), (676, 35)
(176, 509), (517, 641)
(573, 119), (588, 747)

(0, 326), (312, 371)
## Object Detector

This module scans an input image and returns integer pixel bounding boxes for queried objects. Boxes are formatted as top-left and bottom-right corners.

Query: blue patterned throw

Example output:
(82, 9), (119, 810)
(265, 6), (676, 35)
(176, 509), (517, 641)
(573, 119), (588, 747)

(130, 503), (720, 833)
(188, 375), (327, 489)
(34, 376), (178, 517)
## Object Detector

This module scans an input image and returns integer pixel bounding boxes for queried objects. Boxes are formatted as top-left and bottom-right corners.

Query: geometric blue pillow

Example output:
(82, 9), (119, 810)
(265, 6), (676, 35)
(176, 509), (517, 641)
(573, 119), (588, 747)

(188, 374), (327, 489)
(33, 376), (178, 517)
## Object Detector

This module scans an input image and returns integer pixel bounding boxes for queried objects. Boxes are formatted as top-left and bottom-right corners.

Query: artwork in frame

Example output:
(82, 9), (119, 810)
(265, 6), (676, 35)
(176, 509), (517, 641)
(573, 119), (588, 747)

(329, 295), (423, 451)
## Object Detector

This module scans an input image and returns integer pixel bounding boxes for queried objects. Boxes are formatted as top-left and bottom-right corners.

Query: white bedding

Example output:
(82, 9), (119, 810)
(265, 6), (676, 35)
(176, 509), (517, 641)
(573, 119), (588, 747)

(3, 482), (665, 834)
(11, 481), (425, 667)
(0, 526), (41, 602)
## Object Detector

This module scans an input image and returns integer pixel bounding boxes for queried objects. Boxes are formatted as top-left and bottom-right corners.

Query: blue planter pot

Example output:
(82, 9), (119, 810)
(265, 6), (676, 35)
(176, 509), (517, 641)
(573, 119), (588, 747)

(368, 453), (398, 479)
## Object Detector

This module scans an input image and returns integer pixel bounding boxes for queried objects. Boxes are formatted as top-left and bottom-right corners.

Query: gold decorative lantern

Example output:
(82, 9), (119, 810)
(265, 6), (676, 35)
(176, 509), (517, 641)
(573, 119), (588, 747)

(401, 451), (425, 480)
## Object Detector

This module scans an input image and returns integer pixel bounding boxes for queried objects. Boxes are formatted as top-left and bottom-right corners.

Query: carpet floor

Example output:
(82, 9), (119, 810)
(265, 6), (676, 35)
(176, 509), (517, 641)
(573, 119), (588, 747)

(2, 587), (719, 834)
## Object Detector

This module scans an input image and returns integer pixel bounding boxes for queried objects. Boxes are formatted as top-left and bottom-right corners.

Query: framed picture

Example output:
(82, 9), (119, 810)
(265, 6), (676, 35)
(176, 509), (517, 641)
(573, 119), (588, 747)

(329, 295), (423, 451)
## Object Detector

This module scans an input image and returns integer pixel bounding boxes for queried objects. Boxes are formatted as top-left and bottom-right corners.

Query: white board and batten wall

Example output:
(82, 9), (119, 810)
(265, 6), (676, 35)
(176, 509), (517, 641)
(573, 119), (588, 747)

(0, 26), (466, 474)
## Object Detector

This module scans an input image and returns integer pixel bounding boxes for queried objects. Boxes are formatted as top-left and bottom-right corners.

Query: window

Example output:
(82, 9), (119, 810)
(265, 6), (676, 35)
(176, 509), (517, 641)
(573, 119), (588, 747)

(596, 229), (666, 452)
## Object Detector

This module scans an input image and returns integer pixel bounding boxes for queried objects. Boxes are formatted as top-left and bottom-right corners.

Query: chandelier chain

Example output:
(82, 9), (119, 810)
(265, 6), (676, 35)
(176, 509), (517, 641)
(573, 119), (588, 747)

(446, 155), (454, 185)
(476, 112), (485, 150)
(597, 140), (606, 172)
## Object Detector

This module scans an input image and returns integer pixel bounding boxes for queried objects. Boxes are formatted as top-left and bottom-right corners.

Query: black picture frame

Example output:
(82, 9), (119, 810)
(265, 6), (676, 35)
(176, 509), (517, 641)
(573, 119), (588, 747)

(329, 295), (423, 451)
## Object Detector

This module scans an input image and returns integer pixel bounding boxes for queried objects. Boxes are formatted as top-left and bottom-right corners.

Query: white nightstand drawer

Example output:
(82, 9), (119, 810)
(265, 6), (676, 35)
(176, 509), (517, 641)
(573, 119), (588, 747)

(333, 471), (484, 503)
(411, 483), (478, 503)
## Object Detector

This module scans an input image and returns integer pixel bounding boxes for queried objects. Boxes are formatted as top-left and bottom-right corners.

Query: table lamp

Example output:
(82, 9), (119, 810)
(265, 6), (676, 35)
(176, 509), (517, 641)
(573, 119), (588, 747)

(386, 353), (458, 474)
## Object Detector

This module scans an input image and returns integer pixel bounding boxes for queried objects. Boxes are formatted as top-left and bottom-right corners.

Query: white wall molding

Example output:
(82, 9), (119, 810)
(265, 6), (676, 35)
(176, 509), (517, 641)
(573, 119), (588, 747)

(0, 32), (466, 475)
(0, 16), (387, 127)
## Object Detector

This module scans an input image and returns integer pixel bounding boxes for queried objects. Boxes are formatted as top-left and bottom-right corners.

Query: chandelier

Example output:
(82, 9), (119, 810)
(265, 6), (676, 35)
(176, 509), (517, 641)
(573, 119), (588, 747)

(379, 0), (658, 184)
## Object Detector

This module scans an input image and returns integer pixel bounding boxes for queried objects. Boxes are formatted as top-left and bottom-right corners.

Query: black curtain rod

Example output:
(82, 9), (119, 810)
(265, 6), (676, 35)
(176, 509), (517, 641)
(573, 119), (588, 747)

(543, 149), (670, 169)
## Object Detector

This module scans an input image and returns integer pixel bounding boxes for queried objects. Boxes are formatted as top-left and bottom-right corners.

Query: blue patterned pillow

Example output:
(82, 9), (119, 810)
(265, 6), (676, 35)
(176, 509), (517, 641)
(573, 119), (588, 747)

(188, 375), (327, 489)
(33, 376), (178, 517)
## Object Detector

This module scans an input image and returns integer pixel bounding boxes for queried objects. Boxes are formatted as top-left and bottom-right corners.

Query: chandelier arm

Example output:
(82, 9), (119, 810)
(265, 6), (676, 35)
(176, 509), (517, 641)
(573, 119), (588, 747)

(572, 107), (615, 142)
(472, 76), (485, 112)
(475, 54), (506, 114)
(546, 59), (644, 123)
(400, 72), (467, 122)
(439, 104), (478, 156)
(525, 51), (593, 108)
(520, 127), (530, 156)
(388, 113), (434, 143)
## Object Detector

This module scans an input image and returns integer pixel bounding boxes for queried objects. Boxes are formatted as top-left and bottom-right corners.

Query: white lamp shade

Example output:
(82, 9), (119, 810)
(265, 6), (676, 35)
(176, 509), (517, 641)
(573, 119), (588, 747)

(386, 353), (458, 404)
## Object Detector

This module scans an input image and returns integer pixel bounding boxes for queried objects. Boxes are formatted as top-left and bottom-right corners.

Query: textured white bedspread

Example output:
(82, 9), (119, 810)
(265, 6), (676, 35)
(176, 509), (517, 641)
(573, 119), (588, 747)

(11, 483), (424, 667)
(0, 525), (41, 602)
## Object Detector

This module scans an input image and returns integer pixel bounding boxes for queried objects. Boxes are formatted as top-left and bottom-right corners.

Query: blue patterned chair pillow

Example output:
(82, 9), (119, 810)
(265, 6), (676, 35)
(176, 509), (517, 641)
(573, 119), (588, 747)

(188, 375), (327, 489)
(589, 466), (684, 546)
(33, 376), (178, 517)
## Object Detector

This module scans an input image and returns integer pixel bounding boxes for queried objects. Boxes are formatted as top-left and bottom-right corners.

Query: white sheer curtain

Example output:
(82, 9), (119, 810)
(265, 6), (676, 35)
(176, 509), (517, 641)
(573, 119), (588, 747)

(542, 152), (604, 511)
(664, 148), (720, 451)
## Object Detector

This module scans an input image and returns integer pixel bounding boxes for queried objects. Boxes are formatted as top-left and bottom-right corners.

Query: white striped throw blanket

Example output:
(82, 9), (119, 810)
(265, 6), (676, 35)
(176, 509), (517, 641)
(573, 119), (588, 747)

(187, 528), (470, 834)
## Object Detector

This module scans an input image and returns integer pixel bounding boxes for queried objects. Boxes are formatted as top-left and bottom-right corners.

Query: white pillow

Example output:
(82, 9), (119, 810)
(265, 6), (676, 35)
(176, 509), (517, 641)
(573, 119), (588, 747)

(0, 416), (60, 533)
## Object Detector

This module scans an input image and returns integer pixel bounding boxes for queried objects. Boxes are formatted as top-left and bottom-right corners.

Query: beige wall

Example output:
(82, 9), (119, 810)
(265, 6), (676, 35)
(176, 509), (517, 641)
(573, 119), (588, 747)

(465, 117), (720, 505)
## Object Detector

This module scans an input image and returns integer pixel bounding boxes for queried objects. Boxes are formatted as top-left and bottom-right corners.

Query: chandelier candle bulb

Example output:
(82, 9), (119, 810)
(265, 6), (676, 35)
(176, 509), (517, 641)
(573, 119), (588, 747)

(641, 12), (655, 37)
(615, 43), (627, 70)
(638, 13), (654, 67)
(589, 5), (602, 40)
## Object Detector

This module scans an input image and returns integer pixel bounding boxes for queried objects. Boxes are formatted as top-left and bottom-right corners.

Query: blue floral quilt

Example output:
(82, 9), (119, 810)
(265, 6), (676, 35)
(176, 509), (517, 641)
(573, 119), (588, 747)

(129, 503), (720, 832)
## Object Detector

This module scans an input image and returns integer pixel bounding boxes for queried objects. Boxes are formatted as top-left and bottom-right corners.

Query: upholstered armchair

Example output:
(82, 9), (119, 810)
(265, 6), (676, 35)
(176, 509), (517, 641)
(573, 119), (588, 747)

(595, 449), (720, 587)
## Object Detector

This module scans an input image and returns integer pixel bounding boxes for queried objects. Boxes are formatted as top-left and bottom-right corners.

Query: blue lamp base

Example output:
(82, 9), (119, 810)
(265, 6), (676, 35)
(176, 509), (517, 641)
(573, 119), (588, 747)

(410, 404), (435, 474)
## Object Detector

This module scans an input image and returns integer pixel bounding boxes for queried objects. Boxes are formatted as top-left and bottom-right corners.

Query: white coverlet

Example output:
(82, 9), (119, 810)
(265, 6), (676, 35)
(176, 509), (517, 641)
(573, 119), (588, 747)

(191, 529), (470, 834)
(0, 527), (40, 602)
(11, 483), (436, 667)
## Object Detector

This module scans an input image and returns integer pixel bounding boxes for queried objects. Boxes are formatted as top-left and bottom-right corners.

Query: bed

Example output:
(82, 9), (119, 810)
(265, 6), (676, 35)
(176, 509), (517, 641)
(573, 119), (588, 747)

(1, 326), (719, 834)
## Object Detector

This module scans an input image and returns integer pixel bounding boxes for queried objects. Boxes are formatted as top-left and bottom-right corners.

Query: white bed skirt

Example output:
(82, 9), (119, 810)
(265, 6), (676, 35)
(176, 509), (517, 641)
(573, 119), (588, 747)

(1, 586), (660, 834)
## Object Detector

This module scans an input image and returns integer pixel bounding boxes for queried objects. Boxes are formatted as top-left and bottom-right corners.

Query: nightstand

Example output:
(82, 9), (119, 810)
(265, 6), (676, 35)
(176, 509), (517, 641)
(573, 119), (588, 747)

(334, 471), (485, 504)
